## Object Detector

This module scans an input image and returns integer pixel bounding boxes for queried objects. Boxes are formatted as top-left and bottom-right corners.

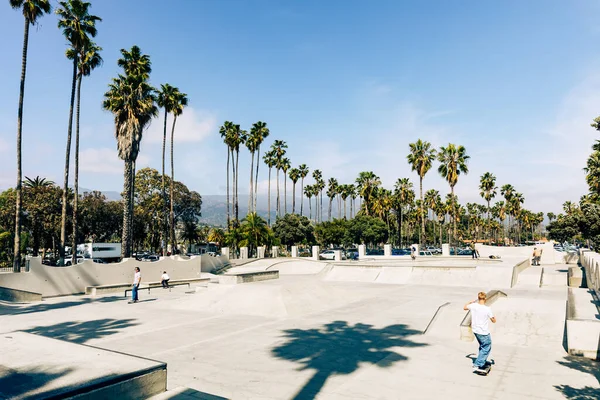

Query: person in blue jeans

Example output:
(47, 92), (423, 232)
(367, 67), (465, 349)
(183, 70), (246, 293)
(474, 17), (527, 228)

(464, 292), (496, 372)
(131, 267), (141, 303)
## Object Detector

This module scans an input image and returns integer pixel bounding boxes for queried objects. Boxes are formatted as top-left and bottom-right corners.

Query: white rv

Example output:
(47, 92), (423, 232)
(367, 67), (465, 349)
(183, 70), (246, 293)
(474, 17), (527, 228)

(78, 243), (122, 263)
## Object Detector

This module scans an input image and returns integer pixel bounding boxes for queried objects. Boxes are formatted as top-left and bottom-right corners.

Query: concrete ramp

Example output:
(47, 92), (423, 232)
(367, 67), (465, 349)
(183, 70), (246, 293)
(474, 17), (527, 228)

(323, 265), (382, 282)
(374, 267), (413, 284)
(0, 331), (166, 400)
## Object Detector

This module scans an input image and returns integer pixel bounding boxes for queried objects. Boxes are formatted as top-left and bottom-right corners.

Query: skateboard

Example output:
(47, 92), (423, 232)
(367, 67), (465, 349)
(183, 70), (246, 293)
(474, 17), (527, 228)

(473, 361), (493, 376)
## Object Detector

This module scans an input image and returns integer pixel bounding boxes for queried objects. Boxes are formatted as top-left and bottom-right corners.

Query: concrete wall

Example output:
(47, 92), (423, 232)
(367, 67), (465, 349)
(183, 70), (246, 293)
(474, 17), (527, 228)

(476, 243), (557, 264)
(0, 255), (229, 298)
(580, 250), (600, 292)
(566, 287), (600, 360)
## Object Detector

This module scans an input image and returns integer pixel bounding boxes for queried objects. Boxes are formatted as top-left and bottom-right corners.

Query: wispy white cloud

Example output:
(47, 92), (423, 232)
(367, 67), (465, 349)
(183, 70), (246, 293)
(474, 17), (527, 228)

(145, 107), (217, 144)
(80, 147), (150, 175)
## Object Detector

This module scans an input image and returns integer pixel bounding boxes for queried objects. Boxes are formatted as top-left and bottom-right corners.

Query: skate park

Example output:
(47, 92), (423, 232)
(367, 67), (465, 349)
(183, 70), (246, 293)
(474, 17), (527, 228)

(0, 243), (598, 399)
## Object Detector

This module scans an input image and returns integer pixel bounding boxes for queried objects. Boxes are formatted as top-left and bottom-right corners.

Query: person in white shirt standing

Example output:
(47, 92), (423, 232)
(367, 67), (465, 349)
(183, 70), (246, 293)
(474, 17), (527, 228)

(131, 267), (141, 303)
(464, 291), (497, 372)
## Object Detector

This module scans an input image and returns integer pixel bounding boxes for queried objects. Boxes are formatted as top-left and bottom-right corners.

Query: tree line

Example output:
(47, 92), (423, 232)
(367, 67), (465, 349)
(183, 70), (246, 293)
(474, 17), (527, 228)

(8, 0), (189, 269)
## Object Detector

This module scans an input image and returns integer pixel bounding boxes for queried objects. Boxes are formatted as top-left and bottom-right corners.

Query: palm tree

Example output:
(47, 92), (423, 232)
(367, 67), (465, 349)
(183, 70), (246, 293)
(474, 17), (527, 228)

(251, 122), (269, 213)
(584, 151), (600, 197)
(263, 150), (277, 226)
(102, 45), (157, 258)
(327, 178), (339, 221)
(355, 171), (381, 216)
(304, 184), (314, 220)
(437, 144), (469, 248)
(56, 0), (101, 264)
(246, 125), (259, 214)
(289, 168), (300, 214)
(479, 172), (497, 244)
(348, 184), (357, 218)
(424, 189), (440, 245)
(228, 124), (246, 223)
(167, 88), (187, 253)
(298, 164), (309, 216)
(158, 83), (177, 249)
(271, 140), (287, 218)
(69, 40), (102, 265)
(510, 193), (525, 244)
(312, 170), (324, 222)
(500, 184), (515, 239)
(219, 121), (234, 229)
(407, 139), (436, 248)
(10, 0), (52, 272)
(547, 212), (556, 223)
(241, 213), (269, 256)
(280, 157), (291, 215)
(23, 176), (54, 188)
(180, 220), (199, 253)
(394, 179), (414, 247)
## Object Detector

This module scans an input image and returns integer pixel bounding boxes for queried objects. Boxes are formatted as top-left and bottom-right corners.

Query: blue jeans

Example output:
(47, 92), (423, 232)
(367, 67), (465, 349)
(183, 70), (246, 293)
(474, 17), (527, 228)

(474, 333), (492, 367)
(132, 284), (139, 302)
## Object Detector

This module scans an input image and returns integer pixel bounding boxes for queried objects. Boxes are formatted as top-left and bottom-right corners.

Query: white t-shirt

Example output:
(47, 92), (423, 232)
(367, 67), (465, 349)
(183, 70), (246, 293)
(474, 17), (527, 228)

(161, 273), (169, 281)
(468, 303), (494, 335)
(133, 271), (141, 285)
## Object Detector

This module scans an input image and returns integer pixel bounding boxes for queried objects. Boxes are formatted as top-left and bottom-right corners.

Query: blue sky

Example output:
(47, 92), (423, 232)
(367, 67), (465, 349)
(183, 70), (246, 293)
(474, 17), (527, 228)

(1, 0), (600, 213)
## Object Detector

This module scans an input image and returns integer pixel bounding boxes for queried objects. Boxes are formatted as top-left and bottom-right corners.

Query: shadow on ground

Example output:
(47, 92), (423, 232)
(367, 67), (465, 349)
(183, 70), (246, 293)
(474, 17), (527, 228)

(0, 365), (74, 399)
(271, 320), (426, 400)
(24, 318), (138, 343)
(158, 388), (229, 399)
(554, 356), (600, 399)
(0, 295), (124, 316)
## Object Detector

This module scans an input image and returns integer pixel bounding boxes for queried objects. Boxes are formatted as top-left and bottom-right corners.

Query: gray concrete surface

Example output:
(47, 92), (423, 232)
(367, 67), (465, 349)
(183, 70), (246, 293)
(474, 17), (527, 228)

(0, 331), (166, 400)
(1, 258), (598, 399)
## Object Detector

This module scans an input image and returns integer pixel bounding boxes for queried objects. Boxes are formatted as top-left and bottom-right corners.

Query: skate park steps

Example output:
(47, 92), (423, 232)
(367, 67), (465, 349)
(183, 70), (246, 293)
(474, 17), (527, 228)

(566, 287), (600, 360)
(0, 331), (167, 399)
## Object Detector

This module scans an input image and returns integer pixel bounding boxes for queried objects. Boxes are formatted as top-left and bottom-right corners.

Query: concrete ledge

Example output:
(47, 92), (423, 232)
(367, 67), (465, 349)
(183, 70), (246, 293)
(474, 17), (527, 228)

(0, 332), (167, 400)
(0, 286), (42, 302)
(566, 287), (600, 360)
(460, 289), (507, 341)
(511, 258), (530, 288)
(86, 278), (210, 297)
(568, 266), (584, 288)
(219, 270), (279, 285)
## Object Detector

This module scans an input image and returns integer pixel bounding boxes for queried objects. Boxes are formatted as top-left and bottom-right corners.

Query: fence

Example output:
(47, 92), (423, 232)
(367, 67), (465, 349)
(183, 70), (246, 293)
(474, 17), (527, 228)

(0, 259), (30, 273)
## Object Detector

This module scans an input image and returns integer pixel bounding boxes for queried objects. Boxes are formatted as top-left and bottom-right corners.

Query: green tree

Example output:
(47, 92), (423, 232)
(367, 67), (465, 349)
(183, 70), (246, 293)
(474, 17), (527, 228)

(248, 121), (270, 213)
(355, 171), (381, 217)
(241, 213), (270, 256)
(56, 0), (101, 265)
(272, 213), (315, 247)
(102, 46), (157, 258)
(345, 215), (388, 246)
(10, 0), (52, 271)
(271, 140), (288, 218)
(280, 157), (291, 215)
(407, 139), (436, 248)
(327, 177), (339, 221)
(437, 144), (469, 248)
(393, 178), (414, 246)
(315, 219), (349, 247)
(313, 169), (325, 222)
(479, 172), (497, 244)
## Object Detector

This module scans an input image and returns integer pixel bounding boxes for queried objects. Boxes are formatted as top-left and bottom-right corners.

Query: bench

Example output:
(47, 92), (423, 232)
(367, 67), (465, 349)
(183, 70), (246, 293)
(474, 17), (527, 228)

(566, 287), (600, 359)
(460, 289), (507, 341)
(218, 270), (279, 285)
(85, 278), (210, 297)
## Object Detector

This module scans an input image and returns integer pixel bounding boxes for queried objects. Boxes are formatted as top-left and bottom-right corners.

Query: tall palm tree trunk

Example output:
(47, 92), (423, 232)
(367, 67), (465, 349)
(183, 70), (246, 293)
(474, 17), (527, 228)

(170, 116), (178, 253)
(235, 149), (240, 222)
(13, 19), (30, 272)
(161, 109), (168, 253)
(451, 186), (456, 250)
(309, 196), (312, 220)
(267, 167), (272, 226)
(419, 177), (424, 248)
(254, 145), (261, 213)
(130, 159), (136, 254)
(59, 56), (78, 264)
(328, 198), (332, 221)
(230, 149), (236, 224)
(292, 182), (296, 214)
(122, 160), (133, 258)
(248, 152), (254, 216)
(300, 177), (304, 216)
(344, 199), (347, 219)
(284, 172), (287, 215)
(226, 148), (230, 229)
(487, 200), (491, 245)
(276, 169), (280, 218)
(71, 74), (83, 265)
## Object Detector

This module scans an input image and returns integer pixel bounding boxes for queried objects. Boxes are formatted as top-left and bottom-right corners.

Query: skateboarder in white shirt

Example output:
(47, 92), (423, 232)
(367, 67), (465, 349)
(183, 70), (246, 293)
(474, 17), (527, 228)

(464, 292), (496, 372)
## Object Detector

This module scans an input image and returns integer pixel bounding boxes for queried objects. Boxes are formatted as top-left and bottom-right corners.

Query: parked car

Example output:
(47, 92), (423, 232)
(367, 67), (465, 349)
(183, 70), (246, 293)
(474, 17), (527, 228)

(141, 255), (160, 262)
(319, 250), (336, 260)
(65, 256), (85, 266)
(92, 258), (106, 264)
(345, 248), (359, 260)
(426, 246), (441, 255)
(392, 248), (410, 256)
(419, 250), (433, 256)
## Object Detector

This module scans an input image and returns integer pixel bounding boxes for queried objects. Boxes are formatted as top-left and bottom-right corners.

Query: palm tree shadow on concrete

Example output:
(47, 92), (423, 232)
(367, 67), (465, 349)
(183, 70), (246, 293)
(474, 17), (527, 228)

(271, 320), (427, 400)
(24, 318), (138, 344)
(554, 355), (600, 399)
(0, 366), (75, 399)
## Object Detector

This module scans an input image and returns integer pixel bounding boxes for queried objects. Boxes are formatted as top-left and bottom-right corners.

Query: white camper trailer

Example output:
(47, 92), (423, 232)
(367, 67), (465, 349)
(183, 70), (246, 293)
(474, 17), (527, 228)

(77, 243), (122, 263)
